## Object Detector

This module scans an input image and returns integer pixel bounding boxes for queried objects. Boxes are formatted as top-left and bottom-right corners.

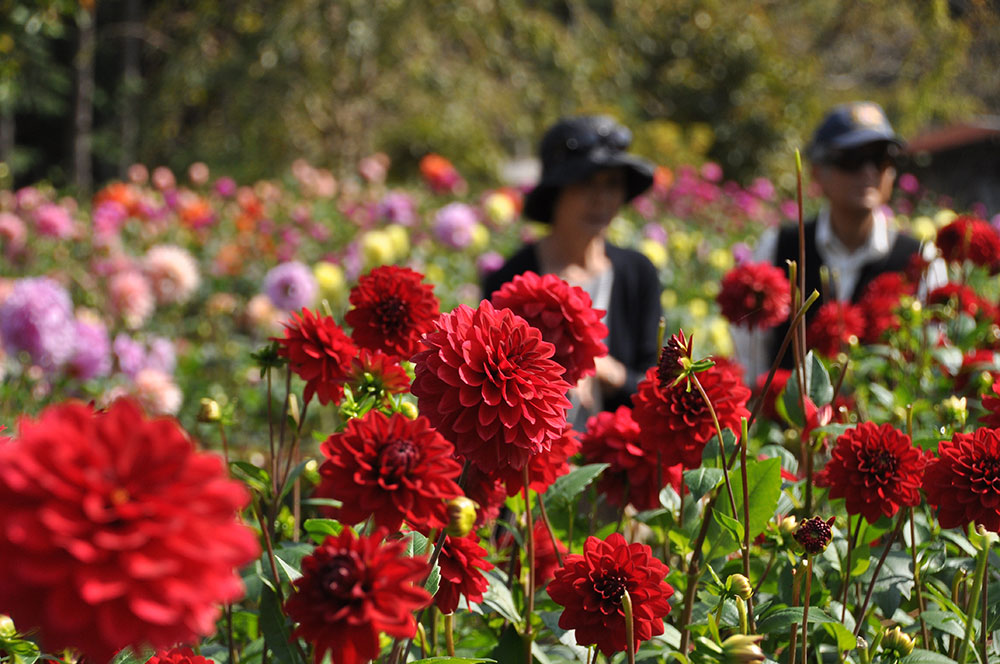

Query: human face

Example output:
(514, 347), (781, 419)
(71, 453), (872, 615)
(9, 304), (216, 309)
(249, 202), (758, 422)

(813, 142), (897, 216)
(551, 168), (628, 234)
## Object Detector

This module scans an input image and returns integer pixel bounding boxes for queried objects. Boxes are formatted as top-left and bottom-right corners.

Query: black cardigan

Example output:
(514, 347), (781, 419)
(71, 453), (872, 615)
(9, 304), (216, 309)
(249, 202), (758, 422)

(482, 242), (662, 411)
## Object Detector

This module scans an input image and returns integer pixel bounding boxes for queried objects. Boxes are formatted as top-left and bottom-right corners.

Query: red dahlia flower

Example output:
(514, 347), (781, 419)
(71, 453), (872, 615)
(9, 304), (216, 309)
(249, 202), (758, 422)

(717, 261), (791, 330)
(924, 427), (1000, 532)
(274, 308), (357, 406)
(548, 532), (674, 657)
(936, 215), (1000, 268)
(633, 362), (750, 469)
(927, 283), (996, 321)
(496, 424), (580, 496)
(147, 648), (214, 664)
(0, 399), (259, 663)
(580, 406), (682, 511)
(490, 271), (609, 384)
(857, 273), (915, 344)
(411, 300), (571, 472)
(815, 422), (927, 523)
(755, 369), (791, 422)
(806, 301), (865, 357)
(435, 533), (494, 614)
(346, 349), (411, 404)
(345, 266), (440, 359)
(285, 529), (430, 664)
(315, 410), (463, 532)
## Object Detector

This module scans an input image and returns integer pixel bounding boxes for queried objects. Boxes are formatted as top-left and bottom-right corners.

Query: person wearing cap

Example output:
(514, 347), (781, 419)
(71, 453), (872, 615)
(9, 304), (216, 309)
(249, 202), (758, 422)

(483, 115), (662, 427)
(734, 101), (938, 379)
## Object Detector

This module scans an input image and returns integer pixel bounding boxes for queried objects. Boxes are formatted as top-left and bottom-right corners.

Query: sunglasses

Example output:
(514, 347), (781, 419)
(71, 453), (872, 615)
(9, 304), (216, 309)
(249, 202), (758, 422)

(826, 145), (898, 172)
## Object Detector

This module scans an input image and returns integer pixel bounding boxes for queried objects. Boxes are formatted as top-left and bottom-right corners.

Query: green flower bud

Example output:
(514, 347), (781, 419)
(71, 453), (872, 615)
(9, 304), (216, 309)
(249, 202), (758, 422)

(445, 496), (477, 537)
(0, 614), (15, 638)
(881, 626), (914, 657)
(302, 458), (320, 485)
(777, 514), (799, 537)
(398, 401), (419, 420)
(725, 573), (753, 600)
(197, 397), (222, 423)
(721, 634), (766, 663)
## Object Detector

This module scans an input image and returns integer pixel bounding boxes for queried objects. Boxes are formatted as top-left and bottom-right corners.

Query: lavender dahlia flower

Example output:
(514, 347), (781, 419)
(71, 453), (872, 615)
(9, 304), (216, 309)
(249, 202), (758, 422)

(68, 317), (112, 380)
(0, 277), (76, 371)
(263, 261), (317, 311)
(432, 203), (478, 249)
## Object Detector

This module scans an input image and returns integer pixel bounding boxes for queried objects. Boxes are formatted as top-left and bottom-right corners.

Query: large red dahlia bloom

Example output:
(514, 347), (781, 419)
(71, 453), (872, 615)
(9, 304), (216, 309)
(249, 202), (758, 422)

(716, 261), (791, 330)
(936, 215), (1000, 268)
(345, 265), (440, 359)
(924, 427), (1000, 532)
(633, 362), (750, 469)
(490, 271), (608, 384)
(580, 406), (682, 511)
(434, 533), (494, 614)
(0, 399), (259, 663)
(857, 273), (915, 344)
(927, 283), (996, 321)
(411, 300), (571, 472)
(285, 529), (430, 664)
(981, 378), (1000, 428)
(806, 301), (865, 357)
(815, 422), (927, 523)
(316, 410), (463, 532)
(548, 532), (674, 657)
(147, 648), (214, 664)
(274, 308), (357, 405)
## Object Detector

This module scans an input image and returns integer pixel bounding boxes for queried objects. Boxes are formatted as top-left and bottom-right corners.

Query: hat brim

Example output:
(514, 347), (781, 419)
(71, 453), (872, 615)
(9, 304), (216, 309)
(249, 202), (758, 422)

(809, 130), (904, 162)
(523, 152), (655, 223)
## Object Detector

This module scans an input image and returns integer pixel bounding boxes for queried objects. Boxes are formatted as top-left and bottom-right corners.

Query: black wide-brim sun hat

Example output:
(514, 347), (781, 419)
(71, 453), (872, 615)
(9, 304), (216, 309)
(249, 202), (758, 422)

(523, 116), (655, 224)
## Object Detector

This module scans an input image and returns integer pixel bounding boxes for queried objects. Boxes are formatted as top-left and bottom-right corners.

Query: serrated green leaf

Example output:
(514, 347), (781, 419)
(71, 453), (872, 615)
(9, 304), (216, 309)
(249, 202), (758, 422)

(921, 610), (966, 638)
(543, 463), (609, 507)
(713, 510), (743, 543)
(424, 562), (441, 596)
(274, 553), (302, 582)
(302, 518), (342, 543)
(782, 352), (833, 423)
(684, 467), (724, 501)
(480, 570), (520, 623)
(259, 587), (300, 664)
(405, 530), (431, 558)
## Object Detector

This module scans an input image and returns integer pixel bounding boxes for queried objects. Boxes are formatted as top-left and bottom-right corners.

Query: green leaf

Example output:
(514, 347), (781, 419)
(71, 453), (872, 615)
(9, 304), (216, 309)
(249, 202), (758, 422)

(684, 467), (724, 501)
(299, 497), (343, 509)
(921, 610), (966, 639)
(409, 659), (497, 663)
(702, 428), (737, 461)
(720, 457), (782, 542)
(899, 649), (958, 664)
(933, 346), (965, 376)
(303, 518), (342, 543)
(424, 562), (441, 597)
(480, 570), (520, 623)
(230, 461), (271, 494)
(405, 530), (431, 558)
(544, 463), (609, 507)
(277, 459), (311, 501)
(259, 587), (300, 664)
(713, 510), (743, 543)
(782, 352), (833, 423)
(823, 621), (858, 653)
(274, 553), (302, 582)
(756, 606), (837, 633)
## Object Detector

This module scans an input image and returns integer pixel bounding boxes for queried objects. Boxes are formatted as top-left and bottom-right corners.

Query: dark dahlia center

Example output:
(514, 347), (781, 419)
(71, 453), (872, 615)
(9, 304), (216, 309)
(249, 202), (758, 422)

(973, 455), (1000, 481)
(380, 438), (418, 480)
(321, 554), (359, 600)
(594, 571), (628, 603)
(375, 296), (408, 335)
(862, 449), (898, 478)
(677, 389), (705, 413)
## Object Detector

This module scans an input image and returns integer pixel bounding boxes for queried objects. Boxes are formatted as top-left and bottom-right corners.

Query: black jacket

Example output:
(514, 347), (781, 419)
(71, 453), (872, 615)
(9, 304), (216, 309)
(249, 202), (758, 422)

(482, 242), (662, 411)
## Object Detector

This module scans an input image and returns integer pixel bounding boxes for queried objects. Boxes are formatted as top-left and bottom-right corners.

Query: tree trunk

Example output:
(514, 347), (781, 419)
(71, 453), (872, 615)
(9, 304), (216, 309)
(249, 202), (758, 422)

(73, 5), (96, 194)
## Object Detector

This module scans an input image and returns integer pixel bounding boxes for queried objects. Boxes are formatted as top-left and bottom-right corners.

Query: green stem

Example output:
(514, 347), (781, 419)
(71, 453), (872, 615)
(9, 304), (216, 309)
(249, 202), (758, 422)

(623, 589), (636, 664)
(956, 532), (992, 664)
(445, 612), (455, 657)
(801, 556), (814, 664)
(690, 373), (739, 529)
(523, 466), (536, 660)
(840, 515), (861, 622)
(740, 416), (754, 633)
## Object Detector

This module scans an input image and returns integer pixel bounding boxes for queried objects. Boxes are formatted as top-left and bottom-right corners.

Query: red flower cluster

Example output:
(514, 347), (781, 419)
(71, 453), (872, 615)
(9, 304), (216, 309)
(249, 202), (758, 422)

(490, 271), (609, 384)
(936, 215), (1000, 268)
(856, 273), (915, 344)
(495, 424), (580, 497)
(411, 300), (571, 472)
(316, 410), (463, 532)
(345, 266), (440, 359)
(806, 301), (865, 358)
(548, 532), (674, 656)
(0, 399), (259, 663)
(419, 154), (465, 195)
(345, 349), (411, 403)
(633, 361), (750, 469)
(924, 427), (1000, 532)
(981, 378), (1000, 428)
(716, 261), (791, 330)
(435, 533), (494, 614)
(927, 283), (996, 321)
(147, 648), (214, 664)
(815, 422), (927, 523)
(285, 529), (430, 664)
(580, 406), (682, 511)
(274, 308), (357, 405)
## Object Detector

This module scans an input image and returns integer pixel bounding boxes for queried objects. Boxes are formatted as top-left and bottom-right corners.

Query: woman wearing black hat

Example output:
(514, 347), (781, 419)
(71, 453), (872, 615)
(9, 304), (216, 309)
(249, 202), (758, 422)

(483, 115), (663, 428)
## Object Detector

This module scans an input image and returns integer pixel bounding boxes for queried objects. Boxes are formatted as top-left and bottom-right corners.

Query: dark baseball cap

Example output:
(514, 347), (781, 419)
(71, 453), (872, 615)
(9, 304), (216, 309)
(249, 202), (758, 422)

(806, 102), (903, 164)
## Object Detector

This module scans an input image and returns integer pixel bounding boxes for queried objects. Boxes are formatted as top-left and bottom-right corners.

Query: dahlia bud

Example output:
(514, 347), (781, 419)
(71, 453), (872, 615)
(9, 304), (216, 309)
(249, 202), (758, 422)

(197, 397), (222, 423)
(794, 516), (835, 555)
(940, 395), (967, 428)
(302, 458), (320, 485)
(0, 614), (15, 638)
(777, 514), (798, 537)
(656, 331), (691, 388)
(445, 496), (477, 537)
(881, 626), (914, 657)
(726, 573), (753, 600)
(398, 401), (419, 420)
(720, 634), (766, 663)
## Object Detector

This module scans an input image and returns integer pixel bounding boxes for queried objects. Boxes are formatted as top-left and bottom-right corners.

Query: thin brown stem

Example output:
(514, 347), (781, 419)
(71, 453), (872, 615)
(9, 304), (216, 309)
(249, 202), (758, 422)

(788, 561), (803, 664)
(853, 510), (908, 639)
(536, 491), (564, 566)
(740, 417), (755, 633)
(679, 501), (716, 653)
(523, 466), (536, 660)
(801, 556), (814, 664)
(445, 613), (455, 657)
(909, 509), (931, 647)
(690, 374), (738, 523)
